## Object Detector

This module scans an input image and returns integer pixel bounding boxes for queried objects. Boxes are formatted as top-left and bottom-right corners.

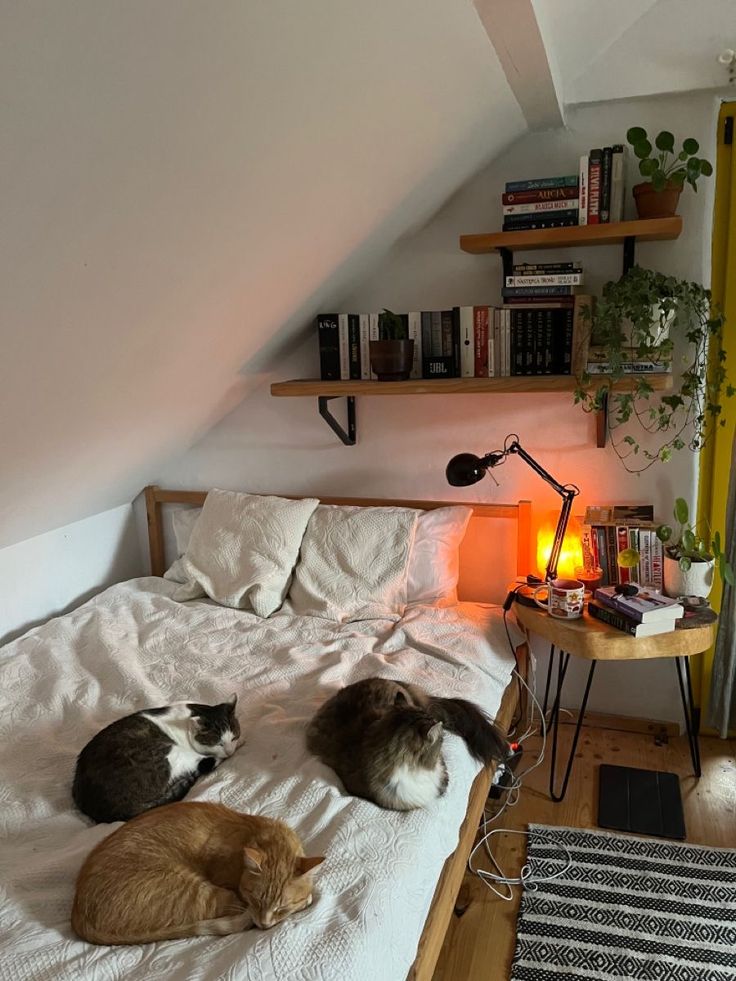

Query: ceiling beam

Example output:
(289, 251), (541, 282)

(474, 0), (564, 130)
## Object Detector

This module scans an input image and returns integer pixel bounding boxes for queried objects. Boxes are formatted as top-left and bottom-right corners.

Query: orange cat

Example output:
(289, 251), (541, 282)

(71, 801), (324, 944)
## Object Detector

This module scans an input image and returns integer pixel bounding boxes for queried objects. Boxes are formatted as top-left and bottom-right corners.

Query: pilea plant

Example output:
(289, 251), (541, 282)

(627, 127), (713, 192)
(574, 266), (731, 473)
(656, 497), (735, 586)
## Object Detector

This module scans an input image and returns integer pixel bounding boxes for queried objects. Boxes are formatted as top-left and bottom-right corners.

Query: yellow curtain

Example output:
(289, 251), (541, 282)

(697, 102), (736, 727)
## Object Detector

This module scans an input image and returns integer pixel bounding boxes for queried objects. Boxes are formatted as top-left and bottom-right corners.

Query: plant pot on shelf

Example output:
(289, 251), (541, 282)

(663, 553), (715, 599)
(632, 181), (682, 219)
(369, 339), (414, 381)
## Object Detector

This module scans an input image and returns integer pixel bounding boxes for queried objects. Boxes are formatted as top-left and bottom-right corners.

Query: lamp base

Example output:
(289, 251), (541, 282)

(514, 584), (541, 608)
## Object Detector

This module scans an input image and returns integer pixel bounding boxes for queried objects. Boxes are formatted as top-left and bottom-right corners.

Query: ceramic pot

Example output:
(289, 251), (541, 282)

(632, 182), (682, 219)
(369, 339), (414, 381)
(663, 553), (714, 599)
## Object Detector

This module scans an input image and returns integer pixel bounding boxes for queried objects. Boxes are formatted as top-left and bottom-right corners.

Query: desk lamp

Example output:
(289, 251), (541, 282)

(446, 434), (580, 603)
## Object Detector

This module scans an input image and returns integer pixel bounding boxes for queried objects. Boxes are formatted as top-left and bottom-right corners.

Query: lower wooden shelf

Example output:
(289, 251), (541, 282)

(270, 375), (673, 397)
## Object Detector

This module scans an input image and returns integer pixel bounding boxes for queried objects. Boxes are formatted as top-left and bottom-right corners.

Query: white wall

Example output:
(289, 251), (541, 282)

(0, 504), (142, 647)
(156, 89), (723, 723)
(1, 0), (524, 552)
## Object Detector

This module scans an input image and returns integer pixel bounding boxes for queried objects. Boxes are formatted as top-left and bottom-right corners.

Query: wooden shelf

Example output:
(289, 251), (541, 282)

(459, 217), (682, 255)
(271, 376), (673, 397)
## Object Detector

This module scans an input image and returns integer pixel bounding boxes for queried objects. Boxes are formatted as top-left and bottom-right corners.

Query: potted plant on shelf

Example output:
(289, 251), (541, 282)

(626, 127), (713, 219)
(574, 266), (732, 474)
(656, 497), (735, 599)
(369, 309), (414, 381)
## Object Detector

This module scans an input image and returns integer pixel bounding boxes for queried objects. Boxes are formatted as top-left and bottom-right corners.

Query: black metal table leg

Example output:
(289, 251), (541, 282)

(542, 643), (555, 716)
(675, 656), (702, 778)
(548, 649), (597, 802)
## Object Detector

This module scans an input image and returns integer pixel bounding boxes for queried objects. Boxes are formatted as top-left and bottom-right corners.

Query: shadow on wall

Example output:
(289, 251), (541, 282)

(0, 506), (143, 647)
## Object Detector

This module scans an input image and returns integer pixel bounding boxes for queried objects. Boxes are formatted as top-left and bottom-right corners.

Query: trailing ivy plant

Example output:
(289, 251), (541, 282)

(574, 266), (731, 473)
(626, 127), (713, 192)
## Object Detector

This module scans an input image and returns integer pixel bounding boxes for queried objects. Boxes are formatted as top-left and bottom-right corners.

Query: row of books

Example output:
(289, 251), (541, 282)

(579, 502), (662, 589)
(316, 300), (589, 380)
(501, 149), (627, 231)
(588, 586), (683, 638)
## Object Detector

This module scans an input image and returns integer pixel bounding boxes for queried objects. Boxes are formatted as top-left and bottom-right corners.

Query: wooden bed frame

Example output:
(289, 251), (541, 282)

(143, 486), (531, 980)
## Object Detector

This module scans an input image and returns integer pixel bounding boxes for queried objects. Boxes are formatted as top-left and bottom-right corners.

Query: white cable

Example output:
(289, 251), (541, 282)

(469, 828), (573, 902)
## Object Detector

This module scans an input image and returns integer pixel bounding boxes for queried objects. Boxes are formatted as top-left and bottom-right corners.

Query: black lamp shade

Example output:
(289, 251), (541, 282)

(446, 453), (487, 487)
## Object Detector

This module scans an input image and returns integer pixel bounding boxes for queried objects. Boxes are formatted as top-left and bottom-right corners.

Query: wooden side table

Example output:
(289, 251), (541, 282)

(513, 602), (717, 802)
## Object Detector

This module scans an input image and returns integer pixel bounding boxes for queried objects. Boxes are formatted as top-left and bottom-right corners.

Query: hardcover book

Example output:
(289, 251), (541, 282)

(505, 274), (583, 287)
(502, 199), (580, 216)
(594, 586), (684, 623)
(600, 147), (613, 223)
(474, 306), (489, 377)
(348, 313), (361, 380)
(587, 149), (602, 225)
(610, 145), (626, 222)
(588, 600), (677, 637)
(505, 175), (578, 192)
(578, 153), (588, 225)
(317, 313), (340, 381)
(459, 306), (474, 378)
(502, 186), (579, 204)
(585, 505), (655, 523)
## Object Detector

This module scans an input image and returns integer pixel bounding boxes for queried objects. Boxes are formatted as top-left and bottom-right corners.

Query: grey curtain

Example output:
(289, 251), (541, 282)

(708, 428), (736, 737)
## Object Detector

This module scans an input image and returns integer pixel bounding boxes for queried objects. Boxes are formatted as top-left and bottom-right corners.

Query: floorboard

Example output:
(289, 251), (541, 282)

(432, 725), (736, 981)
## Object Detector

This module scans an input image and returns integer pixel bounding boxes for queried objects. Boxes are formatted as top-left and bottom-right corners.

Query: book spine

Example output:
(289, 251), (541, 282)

(651, 535), (664, 591)
(502, 199), (580, 216)
(368, 312), (379, 380)
(474, 306), (489, 377)
(600, 147), (612, 223)
(505, 274), (583, 287)
(562, 307), (574, 375)
(502, 216), (578, 230)
(588, 602), (639, 636)
(359, 313), (371, 380)
(503, 296), (576, 306)
(459, 306), (474, 378)
(587, 149), (602, 225)
(407, 311), (422, 380)
(617, 526), (631, 583)
(596, 526), (609, 584)
(317, 314), (340, 381)
(542, 309), (553, 374)
(610, 145), (626, 222)
(451, 309), (461, 377)
(348, 313), (361, 380)
(420, 312), (432, 377)
(578, 153), (588, 225)
(586, 362), (670, 374)
(338, 313), (350, 380)
(502, 285), (577, 297)
(528, 310), (538, 376)
(504, 310), (511, 377)
(442, 310), (454, 361)
(514, 261), (582, 272)
(629, 528), (640, 583)
(571, 295), (591, 378)
(640, 529), (652, 586)
(606, 526), (619, 585)
(502, 186), (579, 204)
(505, 175), (579, 191)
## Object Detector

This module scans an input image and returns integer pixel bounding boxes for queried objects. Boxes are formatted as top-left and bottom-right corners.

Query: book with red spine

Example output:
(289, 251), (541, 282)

(587, 149), (602, 225)
(502, 186), (579, 205)
(473, 306), (489, 377)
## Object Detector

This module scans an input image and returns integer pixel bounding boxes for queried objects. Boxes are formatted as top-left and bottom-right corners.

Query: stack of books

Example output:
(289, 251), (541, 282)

(589, 586), (684, 637)
(578, 146), (627, 225)
(580, 505), (664, 589)
(502, 176), (579, 231)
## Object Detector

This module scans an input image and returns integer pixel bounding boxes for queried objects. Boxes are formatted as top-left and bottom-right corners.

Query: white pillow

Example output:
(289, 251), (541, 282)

(406, 506), (473, 607)
(173, 490), (319, 616)
(163, 507), (203, 583)
(288, 504), (418, 622)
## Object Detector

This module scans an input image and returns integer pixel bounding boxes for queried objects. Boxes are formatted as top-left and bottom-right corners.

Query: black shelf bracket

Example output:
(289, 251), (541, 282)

(622, 235), (636, 274)
(318, 395), (356, 445)
(499, 246), (514, 281)
(596, 390), (609, 448)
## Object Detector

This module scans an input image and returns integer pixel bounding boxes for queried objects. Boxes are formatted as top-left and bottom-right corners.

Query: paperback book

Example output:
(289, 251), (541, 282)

(588, 600), (676, 637)
(593, 586), (684, 623)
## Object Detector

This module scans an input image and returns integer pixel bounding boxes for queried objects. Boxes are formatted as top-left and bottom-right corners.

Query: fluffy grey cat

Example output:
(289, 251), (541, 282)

(307, 678), (507, 810)
(72, 697), (240, 823)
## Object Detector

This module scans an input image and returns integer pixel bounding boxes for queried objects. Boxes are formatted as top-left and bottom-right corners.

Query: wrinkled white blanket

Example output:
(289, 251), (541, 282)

(0, 578), (517, 981)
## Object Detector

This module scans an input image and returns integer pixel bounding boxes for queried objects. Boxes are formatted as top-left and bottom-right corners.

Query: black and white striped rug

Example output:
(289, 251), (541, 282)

(511, 824), (736, 981)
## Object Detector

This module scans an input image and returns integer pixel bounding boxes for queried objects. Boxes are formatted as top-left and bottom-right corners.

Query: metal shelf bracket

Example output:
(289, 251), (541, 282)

(318, 395), (356, 445)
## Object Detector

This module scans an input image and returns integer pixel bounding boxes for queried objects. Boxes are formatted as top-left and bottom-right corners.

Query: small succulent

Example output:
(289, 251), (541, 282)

(656, 497), (734, 585)
(378, 309), (408, 341)
(626, 127), (713, 192)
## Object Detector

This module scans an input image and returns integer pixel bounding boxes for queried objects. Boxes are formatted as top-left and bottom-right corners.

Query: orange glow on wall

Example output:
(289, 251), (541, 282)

(536, 511), (583, 579)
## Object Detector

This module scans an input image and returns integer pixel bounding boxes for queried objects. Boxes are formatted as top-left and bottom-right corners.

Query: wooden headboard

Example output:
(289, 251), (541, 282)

(144, 486), (532, 599)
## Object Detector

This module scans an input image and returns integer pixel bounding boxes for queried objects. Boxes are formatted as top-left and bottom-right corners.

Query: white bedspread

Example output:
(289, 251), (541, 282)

(0, 578), (517, 981)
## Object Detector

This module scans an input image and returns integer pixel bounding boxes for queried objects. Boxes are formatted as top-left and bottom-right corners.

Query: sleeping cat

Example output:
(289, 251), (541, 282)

(72, 697), (240, 823)
(71, 800), (324, 944)
(307, 677), (508, 810)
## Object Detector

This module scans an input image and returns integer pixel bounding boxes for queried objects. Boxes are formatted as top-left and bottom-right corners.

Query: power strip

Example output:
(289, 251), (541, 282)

(489, 744), (524, 799)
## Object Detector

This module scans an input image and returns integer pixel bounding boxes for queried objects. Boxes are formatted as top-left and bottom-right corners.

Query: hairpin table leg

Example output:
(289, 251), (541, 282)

(675, 656), (702, 778)
(548, 649), (597, 802)
(542, 643), (555, 716)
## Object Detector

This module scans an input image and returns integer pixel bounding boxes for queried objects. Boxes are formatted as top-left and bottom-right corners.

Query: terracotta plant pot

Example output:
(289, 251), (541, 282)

(663, 553), (714, 600)
(369, 339), (414, 381)
(632, 181), (682, 219)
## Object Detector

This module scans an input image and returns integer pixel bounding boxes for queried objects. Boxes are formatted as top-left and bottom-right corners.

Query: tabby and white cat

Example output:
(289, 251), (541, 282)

(71, 801), (324, 944)
(72, 697), (240, 823)
(307, 677), (508, 810)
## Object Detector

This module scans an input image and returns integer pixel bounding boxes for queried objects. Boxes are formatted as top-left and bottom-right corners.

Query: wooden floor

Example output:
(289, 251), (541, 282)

(432, 724), (736, 981)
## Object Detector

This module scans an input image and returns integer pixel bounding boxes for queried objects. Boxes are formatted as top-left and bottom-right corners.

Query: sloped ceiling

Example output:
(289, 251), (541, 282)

(1, 0), (526, 548)
(532, 0), (735, 105)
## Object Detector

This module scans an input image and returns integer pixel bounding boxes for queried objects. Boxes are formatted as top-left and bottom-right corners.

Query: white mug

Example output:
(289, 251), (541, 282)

(532, 578), (585, 619)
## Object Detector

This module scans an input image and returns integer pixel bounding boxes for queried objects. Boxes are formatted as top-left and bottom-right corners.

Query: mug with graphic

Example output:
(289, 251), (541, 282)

(532, 578), (585, 619)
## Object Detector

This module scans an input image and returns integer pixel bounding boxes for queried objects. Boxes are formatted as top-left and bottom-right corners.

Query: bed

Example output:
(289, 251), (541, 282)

(0, 487), (531, 981)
